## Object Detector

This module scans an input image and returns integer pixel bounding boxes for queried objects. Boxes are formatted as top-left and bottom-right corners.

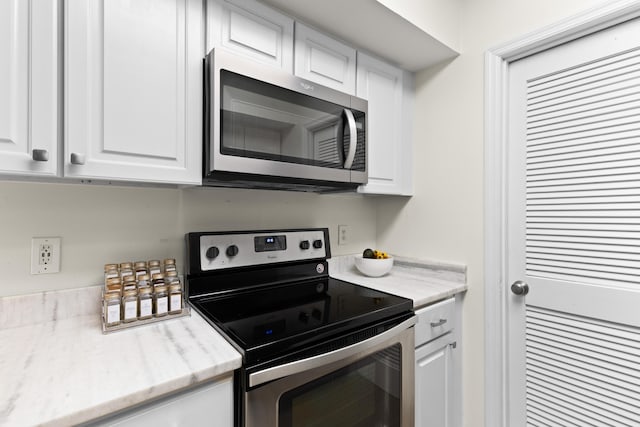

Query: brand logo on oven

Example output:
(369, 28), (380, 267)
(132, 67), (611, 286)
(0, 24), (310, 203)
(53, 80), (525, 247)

(300, 82), (314, 91)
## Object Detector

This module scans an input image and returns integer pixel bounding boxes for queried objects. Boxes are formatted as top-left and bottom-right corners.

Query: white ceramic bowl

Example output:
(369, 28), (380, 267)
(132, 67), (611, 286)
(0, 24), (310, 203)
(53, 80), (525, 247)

(354, 255), (394, 277)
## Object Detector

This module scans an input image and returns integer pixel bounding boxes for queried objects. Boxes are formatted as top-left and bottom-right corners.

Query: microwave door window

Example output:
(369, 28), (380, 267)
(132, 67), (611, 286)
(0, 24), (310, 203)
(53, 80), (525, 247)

(220, 70), (344, 168)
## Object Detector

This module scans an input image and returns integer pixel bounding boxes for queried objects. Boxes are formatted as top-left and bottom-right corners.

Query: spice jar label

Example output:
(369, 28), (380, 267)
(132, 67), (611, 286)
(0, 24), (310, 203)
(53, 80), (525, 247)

(124, 301), (138, 320)
(170, 294), (182, 312)
(107, 304), (121, 325)
(140, 299), (152, 318)
(156, 297), (168, 315)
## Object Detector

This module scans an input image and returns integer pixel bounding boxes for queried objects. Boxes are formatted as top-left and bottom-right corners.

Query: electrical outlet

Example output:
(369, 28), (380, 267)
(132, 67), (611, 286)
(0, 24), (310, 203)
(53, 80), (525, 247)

(31, 237), (61, 274)
(338, 225), (350, 245)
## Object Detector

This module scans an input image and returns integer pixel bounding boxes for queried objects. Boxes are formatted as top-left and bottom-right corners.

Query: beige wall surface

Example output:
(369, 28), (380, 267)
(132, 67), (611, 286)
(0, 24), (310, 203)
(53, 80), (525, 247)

(0, 181), (376, 297)
(375, 0), (609, 426)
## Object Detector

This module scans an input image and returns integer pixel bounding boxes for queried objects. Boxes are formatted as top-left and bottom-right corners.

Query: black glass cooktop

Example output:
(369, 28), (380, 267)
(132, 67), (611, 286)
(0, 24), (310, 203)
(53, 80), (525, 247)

(190, 277), (413, 365)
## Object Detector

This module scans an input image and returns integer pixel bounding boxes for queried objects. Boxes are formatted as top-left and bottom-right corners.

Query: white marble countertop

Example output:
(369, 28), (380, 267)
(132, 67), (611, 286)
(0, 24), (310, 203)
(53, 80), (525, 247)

(0, 256), (465, 426)
(329, 255), (467, 308)
(0, 286), (242, 427)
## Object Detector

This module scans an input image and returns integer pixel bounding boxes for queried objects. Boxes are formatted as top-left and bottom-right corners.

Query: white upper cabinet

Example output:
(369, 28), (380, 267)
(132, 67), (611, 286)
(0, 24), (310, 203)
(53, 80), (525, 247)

(0, 0), (58, 177)
(207, 0), (293, 72)
(357, 52), (413, 195)
(294, 23), (356, 95)
(65, 0), (203, 185)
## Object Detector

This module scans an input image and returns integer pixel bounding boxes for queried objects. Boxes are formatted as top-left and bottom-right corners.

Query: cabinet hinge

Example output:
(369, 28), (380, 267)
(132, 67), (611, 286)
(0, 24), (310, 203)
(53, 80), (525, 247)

(449, 342), (457, 349)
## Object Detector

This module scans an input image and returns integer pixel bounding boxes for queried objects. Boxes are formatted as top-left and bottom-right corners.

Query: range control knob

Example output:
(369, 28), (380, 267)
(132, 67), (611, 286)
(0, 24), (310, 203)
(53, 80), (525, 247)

(226, 245), (239, 257)
(313, 239), (323, 249)
(205, 246), (220, 260)
(300, 240), (310, 250)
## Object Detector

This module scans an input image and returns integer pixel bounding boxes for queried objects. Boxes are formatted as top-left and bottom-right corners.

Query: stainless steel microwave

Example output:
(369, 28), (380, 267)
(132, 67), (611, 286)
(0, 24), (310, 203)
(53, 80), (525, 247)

(203, 49), (368, 192)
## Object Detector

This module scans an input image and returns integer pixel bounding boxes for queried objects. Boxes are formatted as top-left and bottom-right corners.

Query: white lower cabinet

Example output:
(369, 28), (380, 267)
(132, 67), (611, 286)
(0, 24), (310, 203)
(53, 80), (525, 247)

(414, 298), (461, 427)
(415, 333), (455, 427)
(89, 376), (233, 427)
(65, 0), (203, 185)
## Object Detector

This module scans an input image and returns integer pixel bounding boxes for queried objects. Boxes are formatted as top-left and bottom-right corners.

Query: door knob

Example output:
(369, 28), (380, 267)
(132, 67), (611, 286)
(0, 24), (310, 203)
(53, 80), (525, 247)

(511, 280), (529, 296)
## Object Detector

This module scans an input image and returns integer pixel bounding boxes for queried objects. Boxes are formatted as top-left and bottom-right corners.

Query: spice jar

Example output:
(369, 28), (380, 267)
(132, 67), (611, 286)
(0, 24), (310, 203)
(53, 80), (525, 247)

(122, 289), (139, 323)
(152, 273), (165, 290)
(148, 260), (162, 276)
(134, 261), (148, 277)
(137, 274), (151, 289)
(138, 287), (153, 320)
(105, 277), (122, 293)
(104, 264), (119, 283)
(169, 283), (183, 314)
(104, 291), (122, 326)
(154, 285), (169, 317)
(122, 275), (137, 291)
(164, 258), (177, 273)
(120, 264), (134, 281)
(164, 271), (179, 285)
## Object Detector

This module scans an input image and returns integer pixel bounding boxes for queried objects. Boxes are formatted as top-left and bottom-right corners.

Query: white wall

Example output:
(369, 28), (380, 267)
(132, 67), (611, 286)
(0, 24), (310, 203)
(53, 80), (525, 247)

(0, 181), (377, 297)
(375, 0), (609, 426)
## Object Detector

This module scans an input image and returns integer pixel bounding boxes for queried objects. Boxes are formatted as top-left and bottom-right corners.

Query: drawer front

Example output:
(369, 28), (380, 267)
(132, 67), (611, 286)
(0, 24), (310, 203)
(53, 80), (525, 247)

(415, 298), (455, 346)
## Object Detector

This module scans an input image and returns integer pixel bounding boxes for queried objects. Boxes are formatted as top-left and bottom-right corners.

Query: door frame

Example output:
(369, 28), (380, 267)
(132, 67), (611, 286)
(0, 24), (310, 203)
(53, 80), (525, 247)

(483, 1), (640, 426)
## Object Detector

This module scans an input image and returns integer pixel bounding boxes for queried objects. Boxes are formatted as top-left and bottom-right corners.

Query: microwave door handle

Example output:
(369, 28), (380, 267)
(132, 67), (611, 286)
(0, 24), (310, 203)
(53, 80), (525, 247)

(343, 109), (357, 169)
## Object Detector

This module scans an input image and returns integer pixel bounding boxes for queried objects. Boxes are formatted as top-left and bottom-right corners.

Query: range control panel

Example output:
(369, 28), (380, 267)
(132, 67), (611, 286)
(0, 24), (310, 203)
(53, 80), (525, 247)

(197, 229), (328, 271)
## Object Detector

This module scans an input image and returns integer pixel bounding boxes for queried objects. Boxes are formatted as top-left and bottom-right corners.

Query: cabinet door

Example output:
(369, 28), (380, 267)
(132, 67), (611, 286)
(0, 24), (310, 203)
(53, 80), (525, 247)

(0, 0), (58, 176)
(207, 0), (293, 71)
(356, 52), (412, 195)
(294, 22), (356, 95)
(91, 377), (233, 427)
(415, 334), (454, 427)
(65, 0), (203, 184)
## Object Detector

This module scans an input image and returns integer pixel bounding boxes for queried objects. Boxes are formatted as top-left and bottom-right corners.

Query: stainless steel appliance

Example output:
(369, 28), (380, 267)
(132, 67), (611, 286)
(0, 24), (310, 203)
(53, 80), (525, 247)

(204, 49), (368, 192)
(185, 228), (415, 427)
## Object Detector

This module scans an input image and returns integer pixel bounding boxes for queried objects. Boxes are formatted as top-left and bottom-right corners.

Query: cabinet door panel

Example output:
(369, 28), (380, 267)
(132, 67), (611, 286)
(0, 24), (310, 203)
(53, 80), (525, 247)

(415, 335), (454, 427)
(207, 0), (293, 71)
(357, 52), (411, 195)
(294, 23), (356, 94)
(65, 0), (202, 184)
(0, 0), (58, 176)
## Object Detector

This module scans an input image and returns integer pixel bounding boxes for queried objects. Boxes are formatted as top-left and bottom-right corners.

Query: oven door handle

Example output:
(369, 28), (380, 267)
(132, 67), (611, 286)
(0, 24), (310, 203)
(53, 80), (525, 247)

(248, 316), (416, 388)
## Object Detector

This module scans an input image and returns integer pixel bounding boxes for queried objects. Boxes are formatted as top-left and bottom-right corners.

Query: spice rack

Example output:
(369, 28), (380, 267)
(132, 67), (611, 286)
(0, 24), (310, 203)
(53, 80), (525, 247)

(101, 259), (190, 334)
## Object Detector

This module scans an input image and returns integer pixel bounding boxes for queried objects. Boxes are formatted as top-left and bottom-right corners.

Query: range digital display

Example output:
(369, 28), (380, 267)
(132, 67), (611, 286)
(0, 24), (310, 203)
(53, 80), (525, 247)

(255, 235), (287, 252)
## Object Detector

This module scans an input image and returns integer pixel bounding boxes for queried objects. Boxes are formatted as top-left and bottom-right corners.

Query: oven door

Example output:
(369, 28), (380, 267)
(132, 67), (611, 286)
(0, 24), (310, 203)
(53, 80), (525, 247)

(244, 317), (415, 427)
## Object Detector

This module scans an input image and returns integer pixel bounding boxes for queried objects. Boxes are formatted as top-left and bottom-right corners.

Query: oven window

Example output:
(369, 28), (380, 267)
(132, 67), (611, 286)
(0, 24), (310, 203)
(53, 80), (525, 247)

(220, 70), (366, 171)
(279, 344), (401, 427)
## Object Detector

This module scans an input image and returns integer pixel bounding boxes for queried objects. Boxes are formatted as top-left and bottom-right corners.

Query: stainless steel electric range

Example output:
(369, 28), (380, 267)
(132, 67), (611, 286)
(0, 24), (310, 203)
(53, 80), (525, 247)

(185, 228), (416, 427)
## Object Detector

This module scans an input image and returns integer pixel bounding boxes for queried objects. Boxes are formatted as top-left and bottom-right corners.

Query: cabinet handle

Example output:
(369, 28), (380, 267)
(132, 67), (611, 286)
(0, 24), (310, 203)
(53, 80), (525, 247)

(342, 109), (357, 169)
(70, 153), (86, 165)
(32, 149), (49, 162)
(430, 318), (447, 327)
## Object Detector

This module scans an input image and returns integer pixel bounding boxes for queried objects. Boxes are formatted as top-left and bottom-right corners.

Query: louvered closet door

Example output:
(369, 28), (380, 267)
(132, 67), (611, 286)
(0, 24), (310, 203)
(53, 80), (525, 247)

(507, 17), (640, 427)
